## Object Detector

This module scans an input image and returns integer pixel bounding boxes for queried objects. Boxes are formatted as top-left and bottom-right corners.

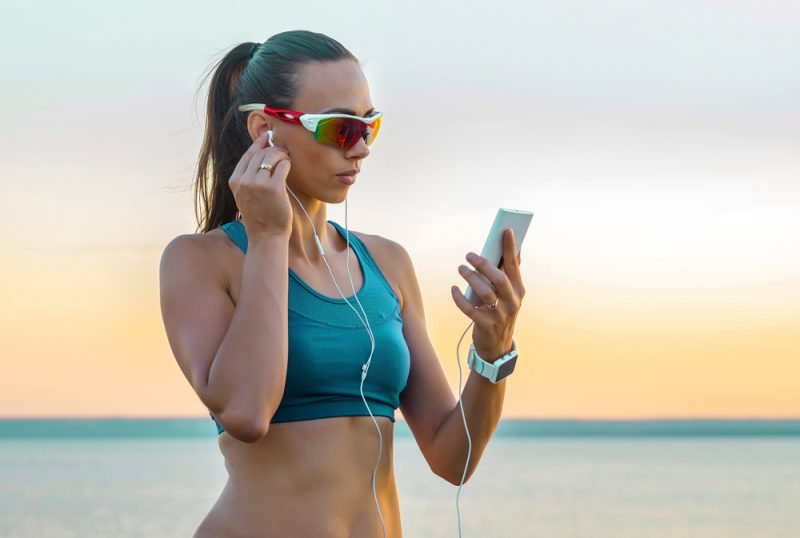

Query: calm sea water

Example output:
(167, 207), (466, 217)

(1, 420), (799, 537)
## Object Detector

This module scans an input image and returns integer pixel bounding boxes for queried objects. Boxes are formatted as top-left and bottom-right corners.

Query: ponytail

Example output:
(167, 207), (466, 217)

(192, 30), (359, 233)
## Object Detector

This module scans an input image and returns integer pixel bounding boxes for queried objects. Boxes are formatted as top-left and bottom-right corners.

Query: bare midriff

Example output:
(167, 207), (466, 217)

(194, 416), (401, 537)
(194, 226), (406, 537)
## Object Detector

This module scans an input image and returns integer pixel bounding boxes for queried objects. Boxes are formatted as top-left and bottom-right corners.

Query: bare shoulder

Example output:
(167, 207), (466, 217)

(160, 229), (235, 291)
(347, 229), (412, 312)
(161, 229), (228, 263)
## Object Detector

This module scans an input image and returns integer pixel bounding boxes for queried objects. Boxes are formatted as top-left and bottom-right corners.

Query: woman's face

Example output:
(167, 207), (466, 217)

(262, 59), (376, 204)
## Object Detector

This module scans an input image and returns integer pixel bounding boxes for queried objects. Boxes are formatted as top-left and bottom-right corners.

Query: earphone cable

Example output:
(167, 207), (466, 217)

(284, 185), (387, 538)
(455, 320), (474, 538)
(344, 200), (387, 538)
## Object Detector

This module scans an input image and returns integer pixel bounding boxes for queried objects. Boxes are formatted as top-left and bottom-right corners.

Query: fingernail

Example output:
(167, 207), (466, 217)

(466, 252), (478, 262)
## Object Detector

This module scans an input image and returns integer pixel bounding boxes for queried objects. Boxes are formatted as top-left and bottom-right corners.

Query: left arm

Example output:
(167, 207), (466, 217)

(396, 228), (525, 485)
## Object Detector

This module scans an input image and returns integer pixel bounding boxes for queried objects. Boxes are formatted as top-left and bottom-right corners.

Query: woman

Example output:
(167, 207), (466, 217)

(159, 29), (525, 537)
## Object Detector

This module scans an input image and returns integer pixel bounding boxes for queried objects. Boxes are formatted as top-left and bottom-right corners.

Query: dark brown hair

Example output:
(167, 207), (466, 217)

(192, 30), (359, 233)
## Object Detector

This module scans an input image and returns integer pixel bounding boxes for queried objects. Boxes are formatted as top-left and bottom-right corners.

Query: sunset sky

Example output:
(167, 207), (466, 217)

(1, 0), (798, 420)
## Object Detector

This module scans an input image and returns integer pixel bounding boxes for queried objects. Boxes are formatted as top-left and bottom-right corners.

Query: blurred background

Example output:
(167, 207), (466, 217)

(2, 1), (799, 537)
(2, 0), (797, 420)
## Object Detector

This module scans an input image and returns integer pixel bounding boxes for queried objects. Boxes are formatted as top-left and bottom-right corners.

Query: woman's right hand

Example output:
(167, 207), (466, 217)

(228, 130), (293, 239)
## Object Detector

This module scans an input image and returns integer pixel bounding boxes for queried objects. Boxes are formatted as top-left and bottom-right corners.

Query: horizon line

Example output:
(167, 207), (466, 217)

(2, 416), (799, 422)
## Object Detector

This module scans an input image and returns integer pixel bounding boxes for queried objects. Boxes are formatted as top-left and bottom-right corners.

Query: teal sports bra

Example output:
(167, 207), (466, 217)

(209, 219), (411, 434)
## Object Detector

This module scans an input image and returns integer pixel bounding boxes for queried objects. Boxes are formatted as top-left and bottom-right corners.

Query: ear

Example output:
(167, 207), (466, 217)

(245, 111), (274, 143)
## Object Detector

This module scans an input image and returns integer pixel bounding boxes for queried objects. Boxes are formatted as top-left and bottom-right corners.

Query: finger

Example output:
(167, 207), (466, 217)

(450, 285), (491, 323)
(465, 250), (515, 304)
(270, 158), (291, 182)
(458, 264), (497, 305)
(244, 148), (289, 180)
(243, 148), (271, 179)
(232, 131), (270, 179)
(255, 154), (278, 176)
(501, 228), (524, 296)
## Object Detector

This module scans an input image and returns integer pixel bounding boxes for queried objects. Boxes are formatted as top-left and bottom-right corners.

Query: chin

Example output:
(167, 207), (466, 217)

(331, 191), (350, 204)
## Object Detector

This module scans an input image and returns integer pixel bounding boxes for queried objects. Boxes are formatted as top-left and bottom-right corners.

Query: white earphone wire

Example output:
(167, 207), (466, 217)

(268, 128), (472, 537)
(455, 321), (474, 538)
(283, 178), (387, 538)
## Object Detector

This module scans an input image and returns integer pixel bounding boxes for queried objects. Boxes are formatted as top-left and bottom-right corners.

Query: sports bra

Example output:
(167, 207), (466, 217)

(209, 219), (411, 434)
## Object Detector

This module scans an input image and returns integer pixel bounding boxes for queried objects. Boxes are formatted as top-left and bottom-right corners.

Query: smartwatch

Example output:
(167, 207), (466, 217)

(467, 339), (518, 383)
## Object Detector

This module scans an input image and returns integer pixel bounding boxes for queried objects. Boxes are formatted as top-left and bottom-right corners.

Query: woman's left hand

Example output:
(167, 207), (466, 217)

(451, 228), (526, 362)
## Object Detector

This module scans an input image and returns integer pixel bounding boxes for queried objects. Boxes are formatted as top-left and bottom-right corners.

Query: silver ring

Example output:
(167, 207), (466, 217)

(259, 161), (274, 173)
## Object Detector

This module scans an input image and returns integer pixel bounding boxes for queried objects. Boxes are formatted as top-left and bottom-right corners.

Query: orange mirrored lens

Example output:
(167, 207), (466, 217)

(367, 115), (381, 146)
(315, 115), (382, 149)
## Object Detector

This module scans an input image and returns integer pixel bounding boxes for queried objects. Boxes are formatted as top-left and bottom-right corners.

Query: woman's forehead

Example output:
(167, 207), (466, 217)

(292, 60), (373, 115)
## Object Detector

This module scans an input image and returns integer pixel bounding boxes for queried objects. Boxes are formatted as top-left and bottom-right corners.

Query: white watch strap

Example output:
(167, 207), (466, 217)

(467, 339), (517, 383)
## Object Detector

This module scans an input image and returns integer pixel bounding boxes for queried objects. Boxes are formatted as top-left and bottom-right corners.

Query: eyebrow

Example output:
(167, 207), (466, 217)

(321, 107), (376, 116)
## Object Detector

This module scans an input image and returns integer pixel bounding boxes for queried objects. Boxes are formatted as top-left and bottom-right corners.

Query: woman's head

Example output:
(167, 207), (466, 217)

(194, 30), (373, 233)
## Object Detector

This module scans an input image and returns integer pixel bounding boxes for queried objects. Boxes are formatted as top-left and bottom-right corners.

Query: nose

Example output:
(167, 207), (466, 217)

(345, 136), (370, 159)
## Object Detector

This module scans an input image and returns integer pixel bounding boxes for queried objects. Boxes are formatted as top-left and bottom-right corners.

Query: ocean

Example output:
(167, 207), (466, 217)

(1, 419), (798, 537)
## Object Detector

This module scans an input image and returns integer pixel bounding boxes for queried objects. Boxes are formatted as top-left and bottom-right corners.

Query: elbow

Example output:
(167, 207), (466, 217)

(215, 407), (271, 443)
(234, 420), (271, 444)
(201, 380), (283, 444)
(431, 460), (473, 486)
(438, 468), (471, 486)
(426, 436), (476, 485)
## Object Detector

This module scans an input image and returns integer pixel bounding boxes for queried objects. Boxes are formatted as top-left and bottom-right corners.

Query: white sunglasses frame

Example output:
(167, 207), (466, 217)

(238, 103), (383, 133)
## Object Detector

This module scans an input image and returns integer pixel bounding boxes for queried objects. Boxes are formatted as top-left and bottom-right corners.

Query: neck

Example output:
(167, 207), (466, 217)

(240, 188), (343, 265)
(289, 194), (331, 265)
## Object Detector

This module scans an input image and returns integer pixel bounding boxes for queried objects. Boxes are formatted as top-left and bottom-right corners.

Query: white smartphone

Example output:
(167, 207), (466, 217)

(464, 208), (534, 307)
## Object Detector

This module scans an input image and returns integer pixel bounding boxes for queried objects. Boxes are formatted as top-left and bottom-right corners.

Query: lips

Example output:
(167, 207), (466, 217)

(336, 168), (359, 186)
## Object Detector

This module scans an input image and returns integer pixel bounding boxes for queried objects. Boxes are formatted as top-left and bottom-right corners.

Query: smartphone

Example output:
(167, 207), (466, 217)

(464, 208), (534, 307)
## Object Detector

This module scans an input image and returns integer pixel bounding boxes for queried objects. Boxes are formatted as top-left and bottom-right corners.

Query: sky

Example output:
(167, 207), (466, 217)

(1, 0), (798, 419)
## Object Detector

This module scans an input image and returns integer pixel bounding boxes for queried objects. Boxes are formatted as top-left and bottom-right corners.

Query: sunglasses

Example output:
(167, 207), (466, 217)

(238, 103), (383, 150)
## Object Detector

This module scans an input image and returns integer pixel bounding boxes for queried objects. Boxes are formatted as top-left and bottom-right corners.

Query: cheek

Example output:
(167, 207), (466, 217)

(288, 139), (340, 179)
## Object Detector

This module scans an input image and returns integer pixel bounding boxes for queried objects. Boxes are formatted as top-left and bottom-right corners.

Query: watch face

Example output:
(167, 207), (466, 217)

(496, 356), (517, 380)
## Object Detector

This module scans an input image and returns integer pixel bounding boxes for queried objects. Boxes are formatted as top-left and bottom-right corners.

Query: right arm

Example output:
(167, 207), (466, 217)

(159, 232), (289, 443)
